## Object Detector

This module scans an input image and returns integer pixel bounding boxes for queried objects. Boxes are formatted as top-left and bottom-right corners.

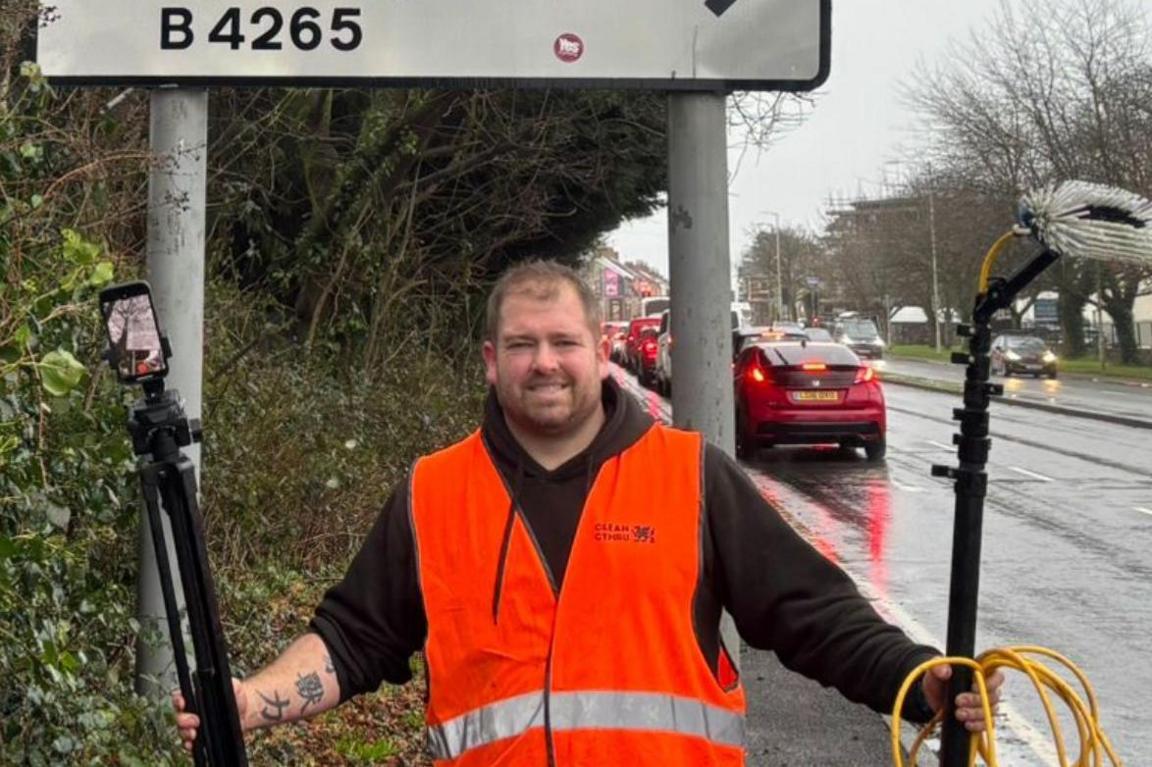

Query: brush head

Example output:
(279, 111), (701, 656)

(1018, 181), (1152, 266)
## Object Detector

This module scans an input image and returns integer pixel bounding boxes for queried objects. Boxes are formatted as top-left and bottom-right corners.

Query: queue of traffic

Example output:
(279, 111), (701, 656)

(603, 310), (890, 462)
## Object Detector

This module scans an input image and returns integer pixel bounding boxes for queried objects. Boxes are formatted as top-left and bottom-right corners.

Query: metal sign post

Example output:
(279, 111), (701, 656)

(133, 89), (209, 698)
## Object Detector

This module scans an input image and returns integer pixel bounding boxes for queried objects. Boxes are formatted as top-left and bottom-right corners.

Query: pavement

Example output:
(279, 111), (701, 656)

(743, 648), (914, 765)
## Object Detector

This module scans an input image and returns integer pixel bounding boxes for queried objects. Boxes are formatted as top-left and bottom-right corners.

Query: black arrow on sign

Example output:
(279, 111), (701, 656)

(704, 0), (738, 17)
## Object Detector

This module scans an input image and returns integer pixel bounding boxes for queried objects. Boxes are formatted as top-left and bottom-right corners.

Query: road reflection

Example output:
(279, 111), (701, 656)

(743, 449), (895, 600)
(865, 479), (891, 598)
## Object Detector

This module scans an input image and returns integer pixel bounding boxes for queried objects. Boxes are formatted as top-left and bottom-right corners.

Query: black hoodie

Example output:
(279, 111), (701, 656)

(310, 377), (938, 721)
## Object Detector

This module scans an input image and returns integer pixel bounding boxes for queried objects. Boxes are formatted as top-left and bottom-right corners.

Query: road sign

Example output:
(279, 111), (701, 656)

(36, 0), (830, 91)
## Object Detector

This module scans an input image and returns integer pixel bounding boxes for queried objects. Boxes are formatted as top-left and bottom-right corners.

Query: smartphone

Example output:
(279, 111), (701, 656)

(99, 281), (169, 384)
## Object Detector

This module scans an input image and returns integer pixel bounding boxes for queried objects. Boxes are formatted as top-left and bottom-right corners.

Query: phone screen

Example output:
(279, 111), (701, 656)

(102, 288), (168, 382)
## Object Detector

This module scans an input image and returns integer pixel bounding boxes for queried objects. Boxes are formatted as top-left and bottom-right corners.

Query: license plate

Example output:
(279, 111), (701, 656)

(792, 390), (840, 402)
(1024, 364), (1040, 370)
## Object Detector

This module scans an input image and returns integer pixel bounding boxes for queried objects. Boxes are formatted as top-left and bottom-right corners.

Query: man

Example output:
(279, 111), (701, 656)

(177, 261), (1002, 763)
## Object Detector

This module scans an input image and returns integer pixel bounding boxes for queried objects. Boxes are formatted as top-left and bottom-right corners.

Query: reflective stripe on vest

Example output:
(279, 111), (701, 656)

(427, 690), (745, 760)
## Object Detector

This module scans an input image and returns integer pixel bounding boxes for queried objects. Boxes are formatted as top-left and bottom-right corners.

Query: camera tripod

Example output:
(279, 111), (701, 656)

(129, 380), (248, 766)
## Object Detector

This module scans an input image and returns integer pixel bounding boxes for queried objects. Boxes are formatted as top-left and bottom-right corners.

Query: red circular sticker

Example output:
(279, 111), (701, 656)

(554, 33), (584, 63)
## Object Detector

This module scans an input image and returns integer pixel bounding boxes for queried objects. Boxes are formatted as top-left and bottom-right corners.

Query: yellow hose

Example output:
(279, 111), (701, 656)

(977, 231), (1020, 294)
(890, 647), (1122, 766)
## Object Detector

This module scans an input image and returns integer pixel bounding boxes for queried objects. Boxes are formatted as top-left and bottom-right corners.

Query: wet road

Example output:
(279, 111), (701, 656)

(614, 364), (1152, 765)
(882, 357), (1152, 426)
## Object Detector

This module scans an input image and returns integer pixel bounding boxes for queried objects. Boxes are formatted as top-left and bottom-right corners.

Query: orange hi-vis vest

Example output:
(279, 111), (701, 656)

(409, 424), (746, 766)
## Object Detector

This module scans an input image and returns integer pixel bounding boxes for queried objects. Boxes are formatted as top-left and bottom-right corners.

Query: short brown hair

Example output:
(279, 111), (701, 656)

(485, 260), (602, 342)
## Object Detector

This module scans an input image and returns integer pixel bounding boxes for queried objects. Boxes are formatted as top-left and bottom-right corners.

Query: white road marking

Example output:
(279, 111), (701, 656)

(1008, 466), (1054, 482)
(1135, 507), (1152, 517)
(928, 440), (953, 451)
(890, 480), (924, 493)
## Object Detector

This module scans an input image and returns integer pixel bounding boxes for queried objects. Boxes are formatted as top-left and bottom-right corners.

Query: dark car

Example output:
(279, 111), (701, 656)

(733, 341), (887, 461)
(829, 317), (886, 359)
(990, 334), (1058, 378)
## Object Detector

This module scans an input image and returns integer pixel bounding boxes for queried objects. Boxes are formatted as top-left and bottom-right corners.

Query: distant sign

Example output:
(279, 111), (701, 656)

(604, 269), (620, 298)
(36, 0), (830, 91)
(1034, 296), (1058, 323)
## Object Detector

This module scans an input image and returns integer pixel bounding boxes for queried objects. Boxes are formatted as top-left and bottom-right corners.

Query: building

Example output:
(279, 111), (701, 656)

(584, 247), (669, 322)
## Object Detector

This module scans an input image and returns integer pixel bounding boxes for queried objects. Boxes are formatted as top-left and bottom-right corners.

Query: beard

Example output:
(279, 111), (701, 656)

(499, 374), (599, 436)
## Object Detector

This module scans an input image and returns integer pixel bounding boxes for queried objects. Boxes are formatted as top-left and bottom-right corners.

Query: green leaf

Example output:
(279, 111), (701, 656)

(60, 229), (101, 266)
(0, 537), (18, 559)
(89, 261), (115, 287)
(38, 349), (86, 397)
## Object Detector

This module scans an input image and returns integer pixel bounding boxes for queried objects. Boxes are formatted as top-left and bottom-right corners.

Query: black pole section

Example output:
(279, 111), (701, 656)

(141, 459), (208, 767)
(934, 248), (1059, 767)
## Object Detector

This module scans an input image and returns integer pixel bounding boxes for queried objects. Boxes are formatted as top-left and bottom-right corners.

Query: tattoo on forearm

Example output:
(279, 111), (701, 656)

(258, 690), (290, 722)
(296, 671), (325, 715)
(324, 654), (335, 675)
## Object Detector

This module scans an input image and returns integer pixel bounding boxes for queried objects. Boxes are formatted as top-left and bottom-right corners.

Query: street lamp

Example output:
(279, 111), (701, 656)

(926, 167), (943, 352)
(760, 210), (784, 321)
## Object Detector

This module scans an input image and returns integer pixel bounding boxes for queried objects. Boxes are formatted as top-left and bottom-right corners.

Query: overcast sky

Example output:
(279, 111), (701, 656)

(604, 0), (1041, 278)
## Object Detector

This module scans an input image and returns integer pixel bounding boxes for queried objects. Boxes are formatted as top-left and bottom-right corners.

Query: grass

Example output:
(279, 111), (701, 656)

(888, 344), (1152, 381)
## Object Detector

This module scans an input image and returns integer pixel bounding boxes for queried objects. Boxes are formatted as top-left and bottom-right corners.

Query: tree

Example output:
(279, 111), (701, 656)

(906, 0), (1152, 361)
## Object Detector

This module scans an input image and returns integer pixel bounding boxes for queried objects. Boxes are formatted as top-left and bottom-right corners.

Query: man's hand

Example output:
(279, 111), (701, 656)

(172, 678), (247, 752)
(921, 665), (1005, 732)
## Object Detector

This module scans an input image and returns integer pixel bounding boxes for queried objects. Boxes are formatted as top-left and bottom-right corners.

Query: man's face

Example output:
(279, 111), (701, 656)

(483, 282), (610, 437)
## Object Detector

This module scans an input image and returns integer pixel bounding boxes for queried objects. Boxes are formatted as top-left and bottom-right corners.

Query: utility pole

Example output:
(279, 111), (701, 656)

(1096, 266), (1107, 369)
(667, 91), (740, 669)
(761, 210), (784, 321)
(927, 173), (943, 352)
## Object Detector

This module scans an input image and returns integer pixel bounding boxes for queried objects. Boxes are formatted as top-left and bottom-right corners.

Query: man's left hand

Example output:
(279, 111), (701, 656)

(921, 664), (1005, 732)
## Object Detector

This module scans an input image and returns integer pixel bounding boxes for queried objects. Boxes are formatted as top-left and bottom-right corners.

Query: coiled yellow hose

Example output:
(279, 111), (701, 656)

(890, 647), (1122, 766)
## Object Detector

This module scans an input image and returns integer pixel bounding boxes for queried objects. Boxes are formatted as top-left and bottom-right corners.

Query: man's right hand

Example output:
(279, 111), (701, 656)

(172, 678), (247, 753)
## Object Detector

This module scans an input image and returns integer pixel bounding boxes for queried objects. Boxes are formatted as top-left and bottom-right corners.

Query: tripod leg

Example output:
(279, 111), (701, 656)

(160, 457), (248, 767)
(141, 464), (208, 767)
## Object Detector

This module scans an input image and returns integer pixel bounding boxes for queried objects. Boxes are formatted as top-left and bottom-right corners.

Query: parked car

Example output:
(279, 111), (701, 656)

(803, 327), (834, 342)
(601, 321), (629, 363)
(990, 334), (1058, 378)
(653, 310), (673, 395)
(733, 341), (887, 461)
(732, 324), (808, 360)
(634, 327), (661, 388)
(623, 316), (661, 371)
(829, 316), (886, 359)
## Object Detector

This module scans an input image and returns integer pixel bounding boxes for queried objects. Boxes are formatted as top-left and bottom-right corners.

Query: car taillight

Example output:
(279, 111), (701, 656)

(643, 341), (657, 353)
(750, 365), (768, 383)
(801, 362), (827, 372)
(854, 366), (875, 383)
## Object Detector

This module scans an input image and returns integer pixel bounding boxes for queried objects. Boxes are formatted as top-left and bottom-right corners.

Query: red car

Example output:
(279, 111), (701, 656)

(733, 341), (887, 461)
(623, 316), (661, 372)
